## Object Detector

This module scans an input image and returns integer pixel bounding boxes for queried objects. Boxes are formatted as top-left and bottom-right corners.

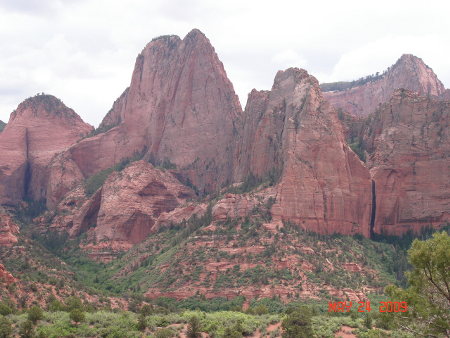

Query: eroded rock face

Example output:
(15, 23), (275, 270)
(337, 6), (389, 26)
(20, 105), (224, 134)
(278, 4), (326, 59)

(236, 68), (372, 236)
(212, 189), (276, 222)
(323, 54), (445, 117)
(0, 264), (15, 284)
(363, 89), (450, 235)
(92, 161), (196, 244)
(0, 210), (19, 247)
(48, 29), (242, 206)
(0, 95), (92, 205)
(50, 160), (200, 250)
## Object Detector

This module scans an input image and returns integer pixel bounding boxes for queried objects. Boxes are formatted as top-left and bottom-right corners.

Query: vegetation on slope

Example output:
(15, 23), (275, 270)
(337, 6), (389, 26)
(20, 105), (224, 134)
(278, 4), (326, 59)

(320, 72), (385, 92)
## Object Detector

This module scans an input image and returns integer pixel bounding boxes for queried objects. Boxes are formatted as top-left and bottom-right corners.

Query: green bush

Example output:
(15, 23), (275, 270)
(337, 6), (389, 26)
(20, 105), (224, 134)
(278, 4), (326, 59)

(28, 306), (43, 324)
(154, 327), (174, 338)
(84, 151), (146, 196)
(136, 314), (146, 331)
(187, 315), (201, 338)
(282, 306), (313, 338)
(19, 320), (34, 338)
(65, 296), (84, 312)
(84, 167), (113, 196)
(0, 303), (12, 316)
(69, 309), (85, 324)
(0, 316), (12, 338)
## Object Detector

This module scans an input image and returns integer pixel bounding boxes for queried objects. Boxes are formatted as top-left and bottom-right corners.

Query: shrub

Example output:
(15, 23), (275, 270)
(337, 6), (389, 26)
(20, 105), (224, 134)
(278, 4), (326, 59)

(70, 309), (85, 324)
(136, 314), (146, 331)
(65, 296), (84, 311)
(364, 313), (372, 329)
(249, 304), (269, 315)
(282, 306), (313, 338)
(28, 306), (43, 324)
(0, 303), (12, 316)
(140, 304), (153, 316)
(154, 327), (174, 338)
(187, 316), (201, 338)
(0, 316), (12, 338)
(84, 168), (113, 196)
(19, 320), (34, 338)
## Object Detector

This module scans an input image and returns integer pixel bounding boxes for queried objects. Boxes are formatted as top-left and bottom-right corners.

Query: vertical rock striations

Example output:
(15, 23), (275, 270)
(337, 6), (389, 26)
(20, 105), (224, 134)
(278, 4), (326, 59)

(363, 89), (450, 235)
(236, 68), (372, 236)
(0, 95), (92, 205)
(48, 29), (242, 206)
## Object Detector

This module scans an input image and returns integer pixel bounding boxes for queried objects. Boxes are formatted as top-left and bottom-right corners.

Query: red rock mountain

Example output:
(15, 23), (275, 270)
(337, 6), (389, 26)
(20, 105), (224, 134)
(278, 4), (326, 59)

(323, 54), (445, 117)
(235, 68), (372, 236)
(363, 89), (450, 235)
(0, 30), (448, 244)
(0, 95), (92, 205)
(49, 160), (205, 256)
(47, 29), (242, 208)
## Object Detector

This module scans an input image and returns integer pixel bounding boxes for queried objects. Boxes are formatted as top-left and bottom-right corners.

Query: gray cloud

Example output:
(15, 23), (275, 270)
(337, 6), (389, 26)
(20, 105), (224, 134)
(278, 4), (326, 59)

(0, 0), (449, 126)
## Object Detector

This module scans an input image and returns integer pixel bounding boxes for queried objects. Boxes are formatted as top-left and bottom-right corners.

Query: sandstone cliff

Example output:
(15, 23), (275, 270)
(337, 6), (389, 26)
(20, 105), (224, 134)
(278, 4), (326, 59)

(48, 29), (242, 207)
(48, 160), (207, 255)
(363, 89), (450, 235)
(0, 95), (92, 205)
(323, 54), (445, 117)
(235, 68), (372, 236)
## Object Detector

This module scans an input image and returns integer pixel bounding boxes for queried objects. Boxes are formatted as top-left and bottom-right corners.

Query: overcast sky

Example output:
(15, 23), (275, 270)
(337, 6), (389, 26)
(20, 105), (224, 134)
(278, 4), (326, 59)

(0, 0), (449, 126)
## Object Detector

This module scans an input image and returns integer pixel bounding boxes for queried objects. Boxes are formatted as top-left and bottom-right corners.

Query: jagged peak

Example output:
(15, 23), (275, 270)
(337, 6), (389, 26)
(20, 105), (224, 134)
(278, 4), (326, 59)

(143, 29), (210, 54)
(273, 67), (320, 90)
(321, 53), (444, 95)
(392, 53), (430, 70)
(184, 28), (208, 43)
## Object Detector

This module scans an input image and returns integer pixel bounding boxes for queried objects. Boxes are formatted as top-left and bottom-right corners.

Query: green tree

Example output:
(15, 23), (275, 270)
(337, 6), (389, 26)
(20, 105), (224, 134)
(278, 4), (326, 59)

(248, 304), (269, 315)
(282, 306), (313, 338)
(69, 309), (85, 325)
(65, 296), (84, 311)
(187, 316), (201, 338)
(47, 295), (64, 312)
(136, 314), (146, 332)
(0, 303), (12, 316)
(19, 320), (34, 338)
(364, 313), (372, 329)
(0, 316), (12, 338)
(140, 304), (153, 316)
(28, 305), (43, 324)
(386, 231), (450, 336)
(223, 326), (242, 337)
(154, 328), (174, 338)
